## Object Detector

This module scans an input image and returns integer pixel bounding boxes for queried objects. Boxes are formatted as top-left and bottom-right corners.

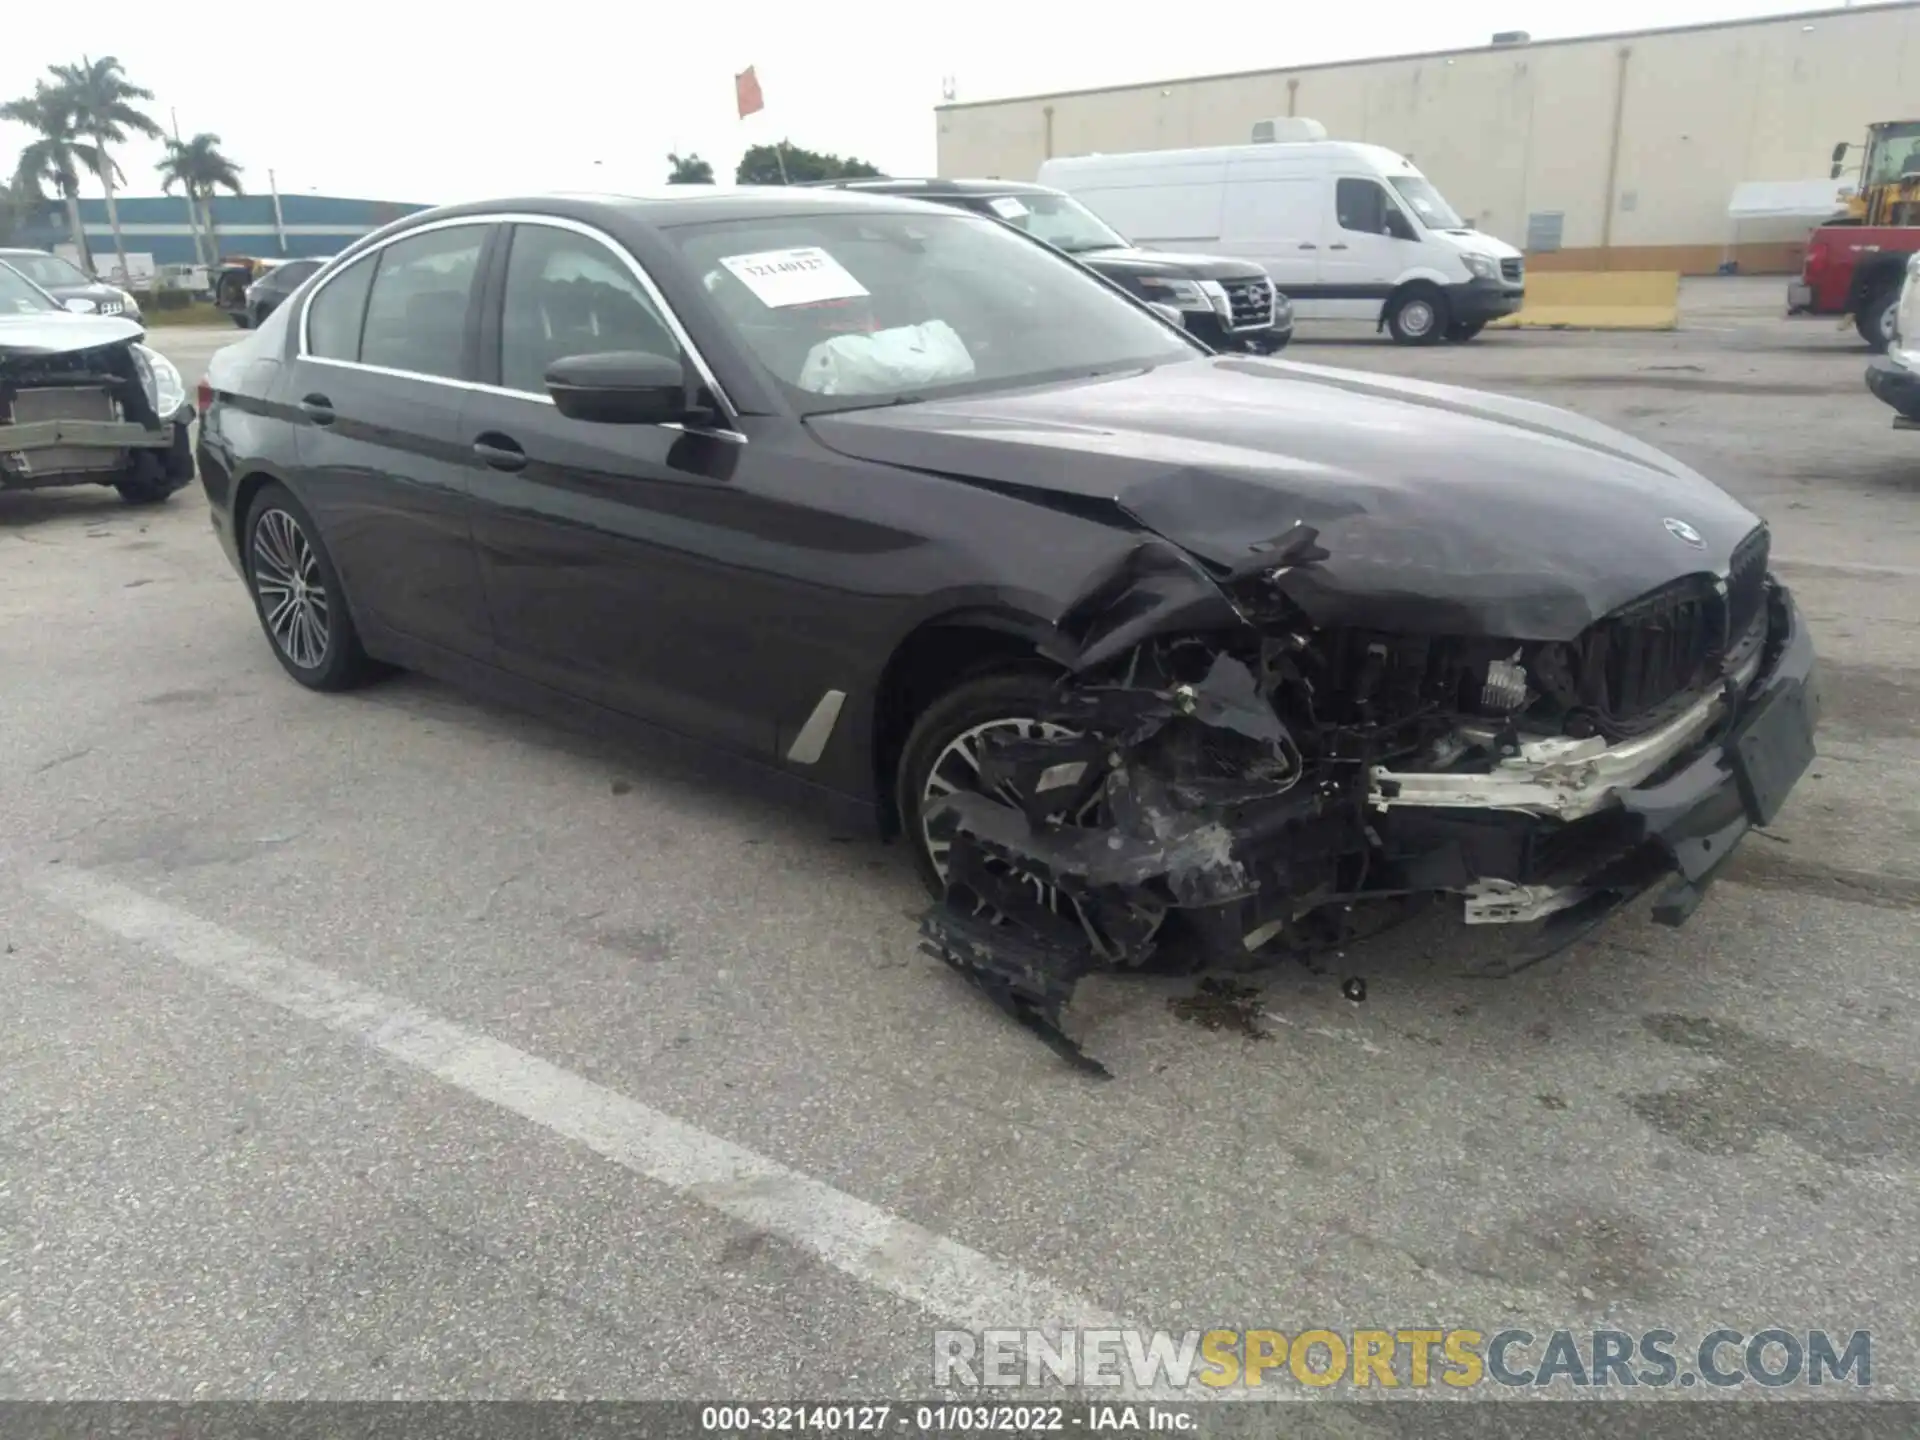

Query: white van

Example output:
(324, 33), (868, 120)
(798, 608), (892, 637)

(1037, 126), (1525, 344)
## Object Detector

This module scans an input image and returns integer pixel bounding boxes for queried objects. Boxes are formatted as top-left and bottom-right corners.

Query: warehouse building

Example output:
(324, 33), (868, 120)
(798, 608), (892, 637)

(935, 1), (1920, 274)
(14, 192), (430, 273)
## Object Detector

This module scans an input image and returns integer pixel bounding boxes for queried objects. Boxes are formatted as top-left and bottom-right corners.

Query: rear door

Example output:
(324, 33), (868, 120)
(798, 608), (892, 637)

(289, 220), (497, 660)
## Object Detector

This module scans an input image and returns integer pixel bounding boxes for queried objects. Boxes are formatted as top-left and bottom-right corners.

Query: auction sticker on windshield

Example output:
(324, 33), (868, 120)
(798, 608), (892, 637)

(720, 247), (869, 308)
(988, 197), (1030, 219)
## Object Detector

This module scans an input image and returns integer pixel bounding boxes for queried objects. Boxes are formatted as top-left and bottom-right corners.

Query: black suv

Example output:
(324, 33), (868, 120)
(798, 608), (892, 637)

(811, 178), (1291, 353)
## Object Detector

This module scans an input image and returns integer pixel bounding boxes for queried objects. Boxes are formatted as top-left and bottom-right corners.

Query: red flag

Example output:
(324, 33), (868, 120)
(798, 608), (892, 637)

(735, 67), (764, 119)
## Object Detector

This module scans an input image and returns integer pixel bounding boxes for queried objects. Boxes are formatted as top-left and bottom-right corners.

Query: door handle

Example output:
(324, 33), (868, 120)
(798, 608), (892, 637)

(299, 394), (335, 424)
(471, 433), (527, 472)
(1328, 242), (1349, 250)
(1298, 242), (1318, 250)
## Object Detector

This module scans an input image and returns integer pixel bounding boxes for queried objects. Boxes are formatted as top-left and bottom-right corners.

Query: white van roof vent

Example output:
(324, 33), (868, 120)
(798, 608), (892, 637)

(1251, 116), (1329, 144)
(1491, 30), (1531, 45)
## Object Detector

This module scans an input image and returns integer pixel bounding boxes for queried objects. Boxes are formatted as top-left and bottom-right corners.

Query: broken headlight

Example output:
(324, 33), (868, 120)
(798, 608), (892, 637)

(131, 343), (186, 419)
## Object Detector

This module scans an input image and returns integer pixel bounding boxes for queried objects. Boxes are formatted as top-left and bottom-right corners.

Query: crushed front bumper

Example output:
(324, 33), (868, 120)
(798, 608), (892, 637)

(1, 406), (194, 492)
(1372, 582), (1818, 933)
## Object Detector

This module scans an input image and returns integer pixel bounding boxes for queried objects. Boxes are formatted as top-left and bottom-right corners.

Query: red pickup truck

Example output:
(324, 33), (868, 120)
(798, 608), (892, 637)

(1789, 223), (1920, 349)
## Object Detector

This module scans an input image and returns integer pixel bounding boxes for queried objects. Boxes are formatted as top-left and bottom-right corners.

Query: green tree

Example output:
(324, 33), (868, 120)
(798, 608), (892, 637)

(157, 131), (244, 267)
(666, 152), (714, 184)
(735, 142), (881, 186)
(45, 55), (163, 286)
(0, 82), (114, 269)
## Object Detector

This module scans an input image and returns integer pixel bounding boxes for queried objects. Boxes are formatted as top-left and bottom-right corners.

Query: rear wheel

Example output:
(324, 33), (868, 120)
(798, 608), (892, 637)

(241, 482), (374, 692)
(1857, 285), (1899, 351)
(1386, 286), (1448, 345)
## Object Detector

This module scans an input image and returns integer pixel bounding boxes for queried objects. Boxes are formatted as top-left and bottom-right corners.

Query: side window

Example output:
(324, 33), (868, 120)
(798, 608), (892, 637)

(499, 224), (681, 395)
(1336, 178), (1390, 235)
(304, 256), (375, 361)
(359, 224), (486, 380)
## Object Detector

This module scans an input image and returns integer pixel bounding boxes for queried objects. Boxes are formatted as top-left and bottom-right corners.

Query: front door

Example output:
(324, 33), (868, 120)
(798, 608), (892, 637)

(290, 220), (496, 661)
(462, 218), (778, 757)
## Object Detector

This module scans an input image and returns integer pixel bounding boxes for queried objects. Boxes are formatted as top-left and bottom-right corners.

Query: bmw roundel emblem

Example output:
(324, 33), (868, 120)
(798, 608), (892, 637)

(1664, 517), (1706, 548)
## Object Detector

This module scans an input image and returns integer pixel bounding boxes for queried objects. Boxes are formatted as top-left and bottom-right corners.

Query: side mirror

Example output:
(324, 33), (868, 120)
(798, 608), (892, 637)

(1832, 141), (1850, 164)
(1831, 162), (1845, 179)
(546, 350), (698, 425)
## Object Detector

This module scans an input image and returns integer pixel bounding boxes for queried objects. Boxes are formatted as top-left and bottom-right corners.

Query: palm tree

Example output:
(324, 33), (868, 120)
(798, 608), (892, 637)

(45, 56), (163, 287)
(0, 82), (112, 269)
(667, 152), (714, 184)
(157, 132), (243, 268)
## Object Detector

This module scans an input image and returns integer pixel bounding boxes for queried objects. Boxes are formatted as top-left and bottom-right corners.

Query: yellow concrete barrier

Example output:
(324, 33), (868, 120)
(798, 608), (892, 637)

(1486, 270), (1681, 331)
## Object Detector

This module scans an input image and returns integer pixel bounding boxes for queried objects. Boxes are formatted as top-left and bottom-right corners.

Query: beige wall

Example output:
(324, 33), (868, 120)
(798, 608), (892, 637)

(935, 3), (1920, 269)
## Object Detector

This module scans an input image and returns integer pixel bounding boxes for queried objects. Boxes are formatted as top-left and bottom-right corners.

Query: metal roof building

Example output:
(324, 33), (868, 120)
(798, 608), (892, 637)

(15, 191), (431, 269)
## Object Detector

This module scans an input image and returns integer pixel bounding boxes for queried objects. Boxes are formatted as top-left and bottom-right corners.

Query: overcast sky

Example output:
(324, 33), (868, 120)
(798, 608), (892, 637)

(0, 1), (1869, 203)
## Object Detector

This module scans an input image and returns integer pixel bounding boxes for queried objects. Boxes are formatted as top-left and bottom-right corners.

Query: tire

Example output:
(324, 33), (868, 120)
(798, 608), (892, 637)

(230, 311), (252, 329)
(114, 475), (176, 505)
(1857, 285), (1899, 351)
(240, 481), (374, 692)
(1386, 286), (1449, 345)
(1445, 320), (1485, 343)
(895, 667), (1069, 902)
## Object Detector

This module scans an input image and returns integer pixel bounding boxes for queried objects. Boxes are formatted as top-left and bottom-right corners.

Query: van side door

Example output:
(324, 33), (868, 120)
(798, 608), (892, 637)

(1219, 161), (1326, 315)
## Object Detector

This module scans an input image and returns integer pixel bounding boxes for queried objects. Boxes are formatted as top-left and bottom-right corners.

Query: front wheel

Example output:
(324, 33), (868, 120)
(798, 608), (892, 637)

(241, 482), (375, 691)
(896, 667), (1168, 955)
(114, 475), (176, 505)
(1857, 286), (1899, 351)
(1386, 287), (1448, 345)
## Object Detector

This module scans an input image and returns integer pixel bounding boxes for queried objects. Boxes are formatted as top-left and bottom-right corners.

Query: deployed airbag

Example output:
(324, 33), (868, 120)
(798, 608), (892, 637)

(799, 320), (975, 396)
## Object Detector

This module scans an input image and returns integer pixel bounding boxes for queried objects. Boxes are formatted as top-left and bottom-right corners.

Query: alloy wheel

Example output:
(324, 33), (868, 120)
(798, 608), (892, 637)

(921, 716), (1164, 958)
(250, 507), (331, 671)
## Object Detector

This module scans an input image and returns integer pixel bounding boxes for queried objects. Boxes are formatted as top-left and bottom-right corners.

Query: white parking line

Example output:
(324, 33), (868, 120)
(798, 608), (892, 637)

(29, 864), (1208, 1400)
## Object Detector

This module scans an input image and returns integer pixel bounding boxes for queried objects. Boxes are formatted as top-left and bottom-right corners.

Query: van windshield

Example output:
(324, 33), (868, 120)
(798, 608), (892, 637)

(1389, 176), (1466, 231)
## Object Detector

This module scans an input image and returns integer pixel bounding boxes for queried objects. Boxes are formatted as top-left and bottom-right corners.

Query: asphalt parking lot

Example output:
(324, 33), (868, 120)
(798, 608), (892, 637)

(3, 277), (1916, 1416)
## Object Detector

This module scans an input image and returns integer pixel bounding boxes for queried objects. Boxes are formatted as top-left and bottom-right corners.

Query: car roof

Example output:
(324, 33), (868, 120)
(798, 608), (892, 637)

(379, 185), (967, 234)
(803, 177), (1065, 198)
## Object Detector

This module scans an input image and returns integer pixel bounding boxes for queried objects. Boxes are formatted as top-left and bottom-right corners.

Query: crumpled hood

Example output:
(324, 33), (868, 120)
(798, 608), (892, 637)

(0, 311), (144, 356)
(806, 355), (1764, 640)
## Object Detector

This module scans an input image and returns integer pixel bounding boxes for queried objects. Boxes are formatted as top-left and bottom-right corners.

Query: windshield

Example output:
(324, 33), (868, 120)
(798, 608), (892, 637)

(977, 192), (1129, 255)
(1388, 176), (1466, 231)
(671, 210), (1199, 416)
(3, 252), (94, 288)
(0, 262), (60, 313)
(1866, 122), (1920, 184)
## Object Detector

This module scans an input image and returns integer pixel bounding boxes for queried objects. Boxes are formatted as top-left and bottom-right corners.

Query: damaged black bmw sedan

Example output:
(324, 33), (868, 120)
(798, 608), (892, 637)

(195, 188), (1819, 1070)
